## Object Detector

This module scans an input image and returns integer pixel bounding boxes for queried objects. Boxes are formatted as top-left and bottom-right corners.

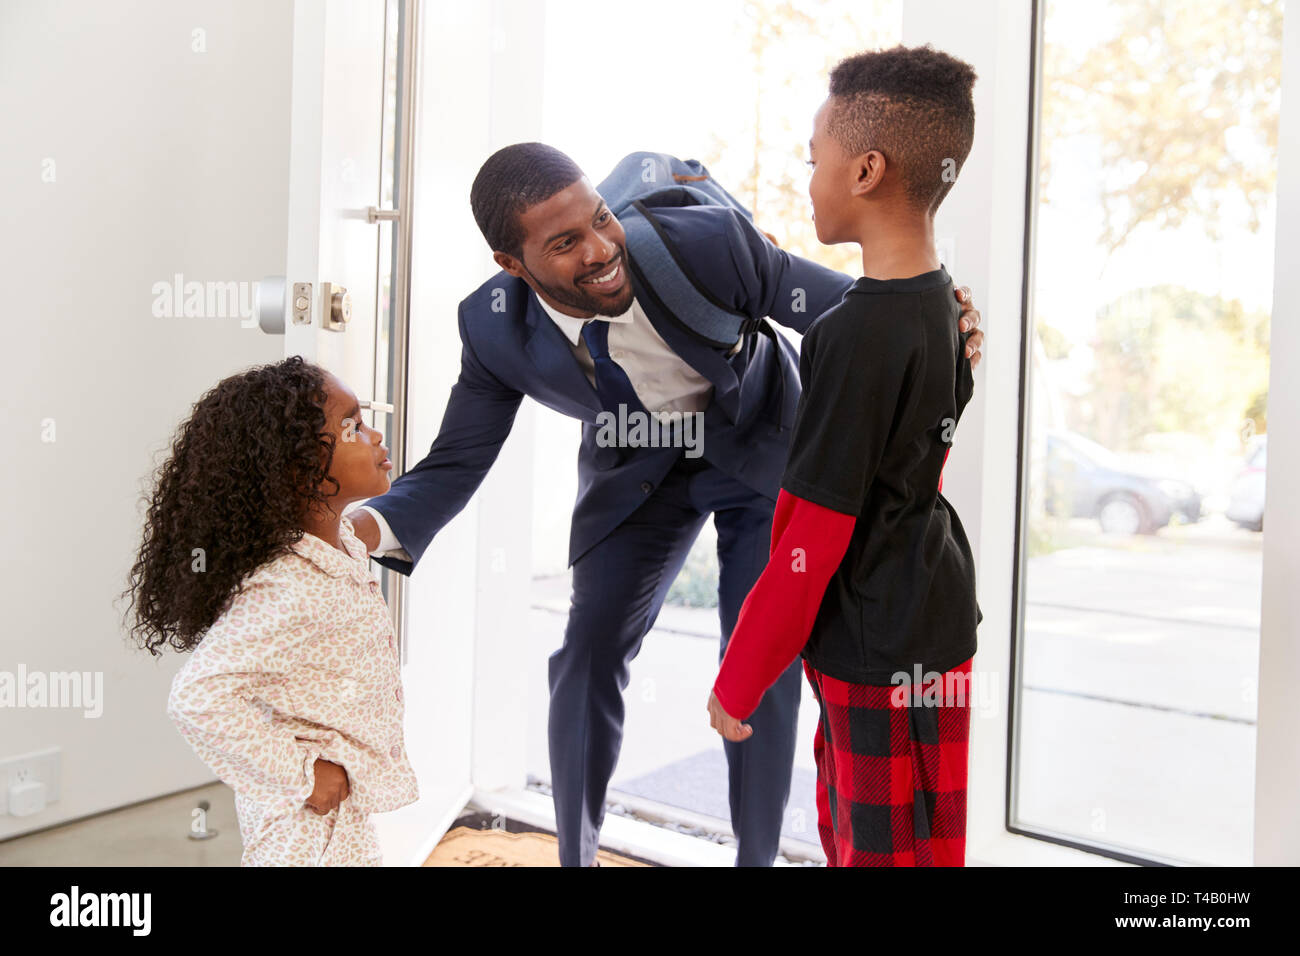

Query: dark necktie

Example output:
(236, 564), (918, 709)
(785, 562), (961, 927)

(580, 318), (647, 416)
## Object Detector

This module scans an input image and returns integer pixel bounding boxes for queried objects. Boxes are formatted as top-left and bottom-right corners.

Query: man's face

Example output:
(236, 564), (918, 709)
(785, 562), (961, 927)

(808, 98), (856, 245)
(494, 177), (635, 318)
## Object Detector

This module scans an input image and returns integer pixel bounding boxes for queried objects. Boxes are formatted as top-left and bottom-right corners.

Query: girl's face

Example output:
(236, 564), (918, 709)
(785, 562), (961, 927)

(317, 372), (392, 505)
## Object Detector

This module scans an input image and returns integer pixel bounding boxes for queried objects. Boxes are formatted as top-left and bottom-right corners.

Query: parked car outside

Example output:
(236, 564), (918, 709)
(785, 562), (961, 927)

(1044, 429), (1203, 535)
(1226, 436), (1266, 532)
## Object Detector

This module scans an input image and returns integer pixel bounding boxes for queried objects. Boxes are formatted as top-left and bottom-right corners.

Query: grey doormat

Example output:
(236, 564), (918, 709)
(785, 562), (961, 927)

(615, 749), (821, 846)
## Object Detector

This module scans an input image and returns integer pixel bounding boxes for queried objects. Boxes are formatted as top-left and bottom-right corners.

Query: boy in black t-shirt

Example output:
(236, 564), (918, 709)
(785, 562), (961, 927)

(707, 45), (982, 866)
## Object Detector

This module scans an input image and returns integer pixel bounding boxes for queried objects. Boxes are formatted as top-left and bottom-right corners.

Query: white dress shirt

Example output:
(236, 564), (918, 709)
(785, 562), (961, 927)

(356, 288), (740, 559)
(535, 292), (739, 417)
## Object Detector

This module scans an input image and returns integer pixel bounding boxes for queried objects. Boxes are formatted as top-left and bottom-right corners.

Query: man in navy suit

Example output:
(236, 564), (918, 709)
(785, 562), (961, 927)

(349, 143), (984, 866)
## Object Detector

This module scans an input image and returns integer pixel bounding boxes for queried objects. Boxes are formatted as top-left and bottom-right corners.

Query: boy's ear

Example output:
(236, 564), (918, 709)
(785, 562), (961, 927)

(851, 149), (888, 198)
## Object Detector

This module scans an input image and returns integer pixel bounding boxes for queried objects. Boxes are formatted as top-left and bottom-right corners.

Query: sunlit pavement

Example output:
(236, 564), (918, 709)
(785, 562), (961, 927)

(1016, 514), (1260, 864)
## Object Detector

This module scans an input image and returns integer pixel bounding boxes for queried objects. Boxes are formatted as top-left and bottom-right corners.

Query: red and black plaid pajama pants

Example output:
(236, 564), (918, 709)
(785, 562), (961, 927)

(802, 656), (973, 866)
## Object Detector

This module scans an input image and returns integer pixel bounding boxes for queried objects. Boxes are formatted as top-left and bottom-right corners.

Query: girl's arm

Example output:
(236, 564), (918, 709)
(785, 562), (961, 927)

(167, 575), (335, 811)
(712, 488), (856, 720)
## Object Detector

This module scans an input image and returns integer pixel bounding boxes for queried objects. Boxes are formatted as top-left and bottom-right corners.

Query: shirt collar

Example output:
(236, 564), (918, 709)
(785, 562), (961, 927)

(291, 515), (373, 585)
(533, 290), (635, 346)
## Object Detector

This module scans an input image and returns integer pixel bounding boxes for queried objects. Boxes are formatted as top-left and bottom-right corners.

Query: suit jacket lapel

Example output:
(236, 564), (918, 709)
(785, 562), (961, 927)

(522, 290), (604, 418)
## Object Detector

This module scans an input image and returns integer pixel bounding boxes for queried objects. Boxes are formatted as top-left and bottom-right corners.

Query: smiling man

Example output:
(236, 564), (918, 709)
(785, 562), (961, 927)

(348, 142), (984, 867)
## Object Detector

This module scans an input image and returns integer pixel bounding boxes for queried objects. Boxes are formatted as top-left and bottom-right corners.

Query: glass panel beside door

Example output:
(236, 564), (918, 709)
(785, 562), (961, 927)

(1011, 0), (1282, 866)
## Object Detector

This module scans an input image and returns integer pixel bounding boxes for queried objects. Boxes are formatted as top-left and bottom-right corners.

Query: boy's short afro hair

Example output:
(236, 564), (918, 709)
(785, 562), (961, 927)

(826, 45), (977, 213)
(470, 142), (587, 258)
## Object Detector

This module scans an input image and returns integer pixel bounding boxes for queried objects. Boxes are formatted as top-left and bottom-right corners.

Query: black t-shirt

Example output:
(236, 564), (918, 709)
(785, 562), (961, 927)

(781, 265), (982, 685)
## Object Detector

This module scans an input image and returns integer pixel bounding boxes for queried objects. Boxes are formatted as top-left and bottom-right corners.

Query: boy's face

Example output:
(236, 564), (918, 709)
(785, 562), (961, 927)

(808, 96), (874, 244)
(492, 177), (635, 318)
(808, 98), (854, 244)
(318, 372), (392, 505)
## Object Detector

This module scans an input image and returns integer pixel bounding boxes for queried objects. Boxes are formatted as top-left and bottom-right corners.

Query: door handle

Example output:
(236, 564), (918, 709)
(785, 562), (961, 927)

(256, 275), (287, 334)
(256, 277), (317, 333)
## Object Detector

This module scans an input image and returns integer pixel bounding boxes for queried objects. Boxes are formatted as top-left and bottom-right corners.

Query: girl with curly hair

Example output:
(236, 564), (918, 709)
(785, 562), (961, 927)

(122, 355), (418, 866)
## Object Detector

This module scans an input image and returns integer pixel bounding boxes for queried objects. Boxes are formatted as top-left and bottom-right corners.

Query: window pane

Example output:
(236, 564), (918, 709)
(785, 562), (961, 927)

(1013, 0), (1282, 865)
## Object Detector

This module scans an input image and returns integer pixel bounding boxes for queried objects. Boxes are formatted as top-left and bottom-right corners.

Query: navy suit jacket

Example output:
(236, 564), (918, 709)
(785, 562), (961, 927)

(369, 204), (854, 575)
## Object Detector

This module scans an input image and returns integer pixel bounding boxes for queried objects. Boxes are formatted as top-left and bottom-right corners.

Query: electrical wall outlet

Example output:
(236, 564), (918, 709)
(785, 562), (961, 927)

(0, 748), (61, 816)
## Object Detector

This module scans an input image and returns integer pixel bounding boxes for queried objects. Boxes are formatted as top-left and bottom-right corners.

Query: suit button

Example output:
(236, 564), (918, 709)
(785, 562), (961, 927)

(640, 481), (653, 494)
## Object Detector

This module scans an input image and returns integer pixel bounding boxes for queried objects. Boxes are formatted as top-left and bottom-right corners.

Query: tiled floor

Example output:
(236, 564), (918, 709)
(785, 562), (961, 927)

(0, 782), (240, 866)
(0, 787), (663, 867)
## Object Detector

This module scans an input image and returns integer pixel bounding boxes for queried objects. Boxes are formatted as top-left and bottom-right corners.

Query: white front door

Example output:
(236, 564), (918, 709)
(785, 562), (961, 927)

(274, 0), (475, 865)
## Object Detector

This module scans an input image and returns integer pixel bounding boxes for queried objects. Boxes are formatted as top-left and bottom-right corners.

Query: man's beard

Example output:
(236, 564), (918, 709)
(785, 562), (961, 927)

(523, 248), (635, 317)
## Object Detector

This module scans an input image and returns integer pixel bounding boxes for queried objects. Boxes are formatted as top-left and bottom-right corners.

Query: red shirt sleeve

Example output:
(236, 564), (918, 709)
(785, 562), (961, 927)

(711, 488), (856, 721)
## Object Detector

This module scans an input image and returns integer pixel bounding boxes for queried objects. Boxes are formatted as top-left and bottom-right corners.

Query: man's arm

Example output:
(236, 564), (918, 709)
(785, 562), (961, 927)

(735, 210), (986, 365)
(347, 505), (405, 560)
(362, 303), (525, 576)
(729, 209), (854, 334)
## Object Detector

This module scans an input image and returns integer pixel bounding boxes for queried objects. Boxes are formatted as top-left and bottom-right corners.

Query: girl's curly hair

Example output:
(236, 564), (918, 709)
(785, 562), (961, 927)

(121, 355), (341, 655)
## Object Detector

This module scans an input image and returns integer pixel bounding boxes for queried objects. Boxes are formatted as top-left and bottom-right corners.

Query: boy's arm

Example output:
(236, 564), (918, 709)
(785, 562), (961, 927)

(167, 578), (335, 812)
(713, 488), (855, 720)
(710, 310), (914, 724)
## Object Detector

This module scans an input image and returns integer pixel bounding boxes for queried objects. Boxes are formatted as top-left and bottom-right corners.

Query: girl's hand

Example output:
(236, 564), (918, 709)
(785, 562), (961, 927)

(305, 758), (350, 815)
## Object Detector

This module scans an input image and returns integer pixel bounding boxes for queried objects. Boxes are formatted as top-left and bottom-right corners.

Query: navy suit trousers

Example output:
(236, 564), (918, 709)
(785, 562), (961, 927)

(546, 449), (803, 866)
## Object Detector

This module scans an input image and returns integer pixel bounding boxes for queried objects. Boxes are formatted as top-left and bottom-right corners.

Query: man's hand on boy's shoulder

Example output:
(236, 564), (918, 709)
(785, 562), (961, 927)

(956, 286), (984, 370)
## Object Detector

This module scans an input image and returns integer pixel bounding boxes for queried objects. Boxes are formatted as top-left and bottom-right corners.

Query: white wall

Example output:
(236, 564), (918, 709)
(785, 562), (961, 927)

(0, 0), (294, 840)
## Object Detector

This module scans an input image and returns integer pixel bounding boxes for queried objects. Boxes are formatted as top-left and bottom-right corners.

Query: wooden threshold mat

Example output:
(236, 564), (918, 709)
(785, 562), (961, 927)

(423, 813), (653, 867)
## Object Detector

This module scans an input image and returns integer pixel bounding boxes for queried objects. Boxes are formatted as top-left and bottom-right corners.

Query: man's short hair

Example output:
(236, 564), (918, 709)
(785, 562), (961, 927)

(826, 45), (977, 213)
(470, 142), (586, 258)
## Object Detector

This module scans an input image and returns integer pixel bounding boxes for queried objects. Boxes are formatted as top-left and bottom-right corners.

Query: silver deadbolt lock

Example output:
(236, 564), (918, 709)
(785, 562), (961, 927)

(254, 277), (351, 332)
(322, 282), (352, 332)
(292, 282), (312, 326)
